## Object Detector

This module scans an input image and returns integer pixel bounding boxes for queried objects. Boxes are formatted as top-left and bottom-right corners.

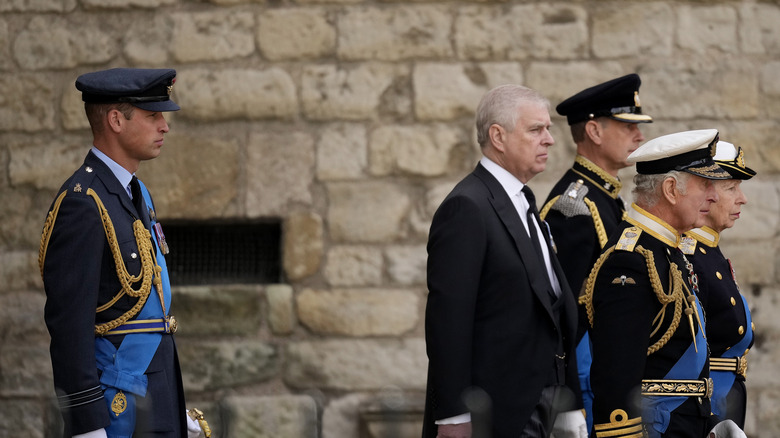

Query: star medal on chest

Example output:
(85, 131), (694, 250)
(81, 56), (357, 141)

(149, 207), (170, 255)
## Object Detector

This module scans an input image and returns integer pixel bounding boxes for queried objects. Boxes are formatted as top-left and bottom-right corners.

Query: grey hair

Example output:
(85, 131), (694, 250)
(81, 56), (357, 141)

(632, 170), (690, 207)
(475, 84), (550, 148)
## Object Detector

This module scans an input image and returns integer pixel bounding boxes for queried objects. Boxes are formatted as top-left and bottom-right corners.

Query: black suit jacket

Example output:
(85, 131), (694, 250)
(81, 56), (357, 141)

(423, 163), (581, 438)
(41, 151), (186, 436)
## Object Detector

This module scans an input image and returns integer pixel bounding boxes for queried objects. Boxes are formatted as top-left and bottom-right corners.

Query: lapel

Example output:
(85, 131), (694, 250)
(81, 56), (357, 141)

(473, 164), (556, 318)
(85, 151), (150, 229)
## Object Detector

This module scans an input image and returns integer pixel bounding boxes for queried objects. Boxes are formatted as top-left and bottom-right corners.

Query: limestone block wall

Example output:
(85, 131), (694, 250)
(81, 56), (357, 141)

(1, 0), (780, 437)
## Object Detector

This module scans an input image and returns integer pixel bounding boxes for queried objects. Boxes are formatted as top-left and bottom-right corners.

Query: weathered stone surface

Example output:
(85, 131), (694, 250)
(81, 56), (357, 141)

(324, 246), (382, 287)
(0, 292), (48, 343)
(322, 393), (373, 438)
(1, 344), (52, 398)
(284, 339), (426, 390)
(339, 6), (452, 61)
(0, 0), (75, 12)
(61, 86), (90, 131)
(327, 181), (411, 242)
(177, 340), (278, 391)
(171, 11), (255, 62)
(175, 68), (297, 121)
(283, 212), (323, 281)
(257, 8), (335, 60)
(220, 395), (318, 438)
(0, 251), (42, 293)
(82, 0), (175, 8)
(172, 286), (262, 336)
(677, 5), (737, 53)
(0, 74), (56, 132)
(455, 4), (586, 60)
(0, 20), (11, 71)
(725, 180), (780, 241)
(385, 245), (426, 286)
(266, 284), (295, 335)
(0, 400), (46, 438)
(413, 63), (523, 121)
(8, 135), (86, 189)
(137, 132), (240, 219)
(739, 3), (780, 55)
(246, 131), (315, 217)
(13, 16), (114, 70)
(761, 62), (780, 118)
(369, 124), (460, 177)
(296, 288), (418, 336)
(123, 14), (172, 65)
(642, 61), (759, 120)
(591, 2), (674, 57)
(525, 61), (627, 108)
(719, 240), (775, 287)
(316, 123), (368, 181)
(301, 63), (408, 120)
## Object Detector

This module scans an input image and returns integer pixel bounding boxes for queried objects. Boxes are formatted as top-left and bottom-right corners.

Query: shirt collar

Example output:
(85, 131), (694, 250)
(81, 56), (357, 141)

(480, 156), (525, 199)
(685, 226), (720, 247)
(91, 146), (134, 193)
(625, 203), (681, 247)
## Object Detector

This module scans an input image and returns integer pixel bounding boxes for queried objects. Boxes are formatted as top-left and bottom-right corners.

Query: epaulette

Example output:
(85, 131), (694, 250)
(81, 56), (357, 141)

(66, 163), (98, 197)
(614, 227), (642, 252)
(549, 179), (590, 218)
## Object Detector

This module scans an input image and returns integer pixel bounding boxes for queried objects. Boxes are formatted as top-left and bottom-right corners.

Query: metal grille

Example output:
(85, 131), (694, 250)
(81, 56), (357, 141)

(162, 220), (281, 285)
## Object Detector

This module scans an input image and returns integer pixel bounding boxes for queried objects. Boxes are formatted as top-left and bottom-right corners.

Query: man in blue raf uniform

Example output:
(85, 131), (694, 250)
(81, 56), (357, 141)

(680, 141), (756, 428)
(581, 129), (746, 438)
(540, 73), (652, 432)
(39, 68), (207, 438)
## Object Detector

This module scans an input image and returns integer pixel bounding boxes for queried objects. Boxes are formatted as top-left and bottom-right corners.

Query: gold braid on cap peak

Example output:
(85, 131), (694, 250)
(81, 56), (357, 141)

(582, 244), (685, 355)
(38, 188), (163, 336)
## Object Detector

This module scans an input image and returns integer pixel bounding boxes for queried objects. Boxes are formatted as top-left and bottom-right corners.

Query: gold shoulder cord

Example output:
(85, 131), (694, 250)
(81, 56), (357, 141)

(582, 244), (686, 355)
(584, 198), (608, 249)
(38, 189), (164, 335)
(539, 195), (559, 220)
(540, 195), (607, 249)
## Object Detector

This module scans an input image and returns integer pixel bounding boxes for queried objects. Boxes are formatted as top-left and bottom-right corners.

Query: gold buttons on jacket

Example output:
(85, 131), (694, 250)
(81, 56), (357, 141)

(716, 271), (722, 279)
(731, 297), (736, 306)
(738, 326), (745, 335)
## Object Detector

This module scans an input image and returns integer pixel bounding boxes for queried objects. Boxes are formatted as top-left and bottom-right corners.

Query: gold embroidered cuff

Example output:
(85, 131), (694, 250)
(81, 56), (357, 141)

(710, 356), (748, 378)
(594, 409), (644, 437)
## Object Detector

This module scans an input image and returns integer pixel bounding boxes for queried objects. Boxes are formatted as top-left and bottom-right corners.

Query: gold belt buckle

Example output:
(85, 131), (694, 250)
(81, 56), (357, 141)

(737, 356), (748, 378)
(165, 315), (178, 334)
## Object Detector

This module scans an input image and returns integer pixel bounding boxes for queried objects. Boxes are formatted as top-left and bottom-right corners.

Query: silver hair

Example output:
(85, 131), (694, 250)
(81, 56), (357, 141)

(475, 84), (550, 148)
(632, 170), (690, 207)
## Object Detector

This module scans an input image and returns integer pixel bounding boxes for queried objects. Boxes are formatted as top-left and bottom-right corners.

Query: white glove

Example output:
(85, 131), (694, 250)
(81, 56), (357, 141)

(186, 410), (205, 438)
(709, 419), (747, 438)
(73, 429), (108, 438)
(551, 409), (588, 438)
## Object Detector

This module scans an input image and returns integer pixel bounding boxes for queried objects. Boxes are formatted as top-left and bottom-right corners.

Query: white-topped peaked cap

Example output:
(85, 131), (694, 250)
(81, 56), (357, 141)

(627, 129), (730, 179)
(713, 140), (756, 180)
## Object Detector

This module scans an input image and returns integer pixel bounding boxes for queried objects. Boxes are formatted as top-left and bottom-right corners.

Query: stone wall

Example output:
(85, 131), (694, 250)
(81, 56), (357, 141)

(2, 0), (780, 437)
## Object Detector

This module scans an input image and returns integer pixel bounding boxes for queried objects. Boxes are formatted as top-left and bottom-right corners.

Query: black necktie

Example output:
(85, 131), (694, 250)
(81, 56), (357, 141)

(522, 186), (559, 299)
(130, 176), (147, 220)
(521, 186), (545, 259)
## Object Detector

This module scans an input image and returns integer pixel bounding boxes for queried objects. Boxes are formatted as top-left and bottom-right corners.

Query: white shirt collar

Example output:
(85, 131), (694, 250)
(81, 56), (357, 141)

(480, 156), (525, 198)
(91, 146), (134, 194)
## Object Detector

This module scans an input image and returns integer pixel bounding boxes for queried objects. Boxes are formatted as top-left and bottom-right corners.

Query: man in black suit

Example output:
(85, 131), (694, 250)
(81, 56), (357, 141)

(39, 68), (207, 438)
(423, 84), (586, 438)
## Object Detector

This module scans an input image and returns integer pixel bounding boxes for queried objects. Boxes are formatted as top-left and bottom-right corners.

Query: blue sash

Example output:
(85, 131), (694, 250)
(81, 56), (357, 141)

(710, 294), (752, 418)
(642, 296), (707, 438)
(94, 180), (172, 438)
(576, 332), (594, 433)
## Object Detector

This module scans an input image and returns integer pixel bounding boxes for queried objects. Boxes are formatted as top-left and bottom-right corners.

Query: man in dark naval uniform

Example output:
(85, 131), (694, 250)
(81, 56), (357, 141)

(39, 69), (208, 438)
(540, 73), (652, 431)
(581, 129), (746, 438)
(680, 140), (756, 428)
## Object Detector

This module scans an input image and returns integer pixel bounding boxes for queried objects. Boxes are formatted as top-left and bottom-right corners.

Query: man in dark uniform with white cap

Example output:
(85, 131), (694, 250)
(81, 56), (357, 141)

(581, 129), (747, 437)
(540, 74), (652, 432)
(39, 68), (208, 438)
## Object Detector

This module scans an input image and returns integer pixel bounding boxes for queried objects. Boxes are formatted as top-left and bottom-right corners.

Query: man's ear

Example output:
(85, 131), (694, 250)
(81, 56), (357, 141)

(584, 119), (603, 145)
(106, 109), (124, 134)
(488, 124), (506, 152)
(661, 176), (679, 205)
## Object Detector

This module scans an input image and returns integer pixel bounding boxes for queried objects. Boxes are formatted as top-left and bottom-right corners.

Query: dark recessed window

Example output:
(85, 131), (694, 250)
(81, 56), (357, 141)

(161, 220), (282, 286)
